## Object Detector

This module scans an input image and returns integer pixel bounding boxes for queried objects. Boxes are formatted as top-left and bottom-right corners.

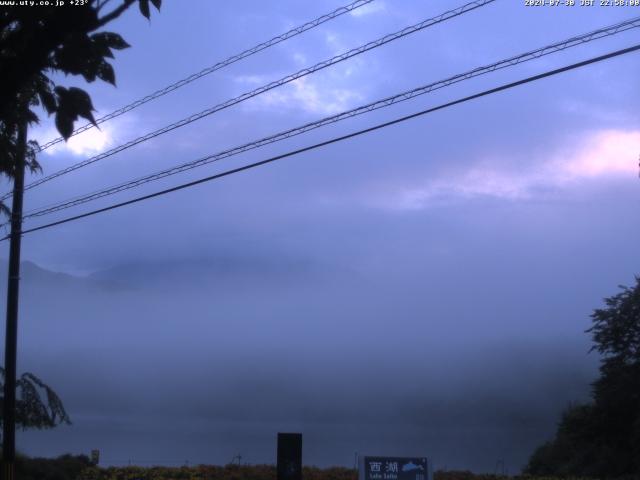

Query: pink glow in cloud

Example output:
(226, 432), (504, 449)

(369, 129), (639, 211)
(559, 129), (639, 179)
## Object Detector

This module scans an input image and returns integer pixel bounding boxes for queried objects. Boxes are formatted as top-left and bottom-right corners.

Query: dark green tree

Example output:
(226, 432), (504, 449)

(0, 0), (160, 448)
(0, 0), (161, 213)
(525, 276), (640, 478)
(587, 277), (640, 475)
(0, 367), (70, 433)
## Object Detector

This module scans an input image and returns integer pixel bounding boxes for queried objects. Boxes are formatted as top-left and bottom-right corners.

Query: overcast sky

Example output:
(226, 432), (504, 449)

(1, 0), (640, 473)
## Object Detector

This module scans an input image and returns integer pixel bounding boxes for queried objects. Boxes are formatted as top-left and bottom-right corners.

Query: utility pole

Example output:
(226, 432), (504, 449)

(2, 119), (27, 480)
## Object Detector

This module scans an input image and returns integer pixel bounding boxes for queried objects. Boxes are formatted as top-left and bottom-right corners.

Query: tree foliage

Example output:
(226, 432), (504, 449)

(15, 453), (92, 480)
(0, 0), (160, 191)
(0, 0), (160, 445)
(525, 277), (640, 478)
(0, 367), (70, 432)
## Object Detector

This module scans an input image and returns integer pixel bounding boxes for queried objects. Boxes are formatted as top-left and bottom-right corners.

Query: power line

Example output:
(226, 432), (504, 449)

(7, 43), (639, 241)
(36, 0), (376, 152)
(18, 15), (640, 221)
(8, 0), (495, 199)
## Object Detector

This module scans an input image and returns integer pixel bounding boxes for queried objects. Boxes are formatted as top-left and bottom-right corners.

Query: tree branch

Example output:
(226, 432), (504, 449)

(96, 0), (115, 13)
(96, 0), (136, 27)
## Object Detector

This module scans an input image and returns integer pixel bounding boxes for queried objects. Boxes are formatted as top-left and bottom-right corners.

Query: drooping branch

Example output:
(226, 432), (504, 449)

(0, 367), (71, 431)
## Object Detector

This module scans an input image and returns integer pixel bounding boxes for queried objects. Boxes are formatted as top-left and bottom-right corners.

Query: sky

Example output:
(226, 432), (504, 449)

(1, 0), (640, 473)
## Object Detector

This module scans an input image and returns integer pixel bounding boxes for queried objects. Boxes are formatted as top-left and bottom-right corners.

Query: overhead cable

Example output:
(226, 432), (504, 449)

(36, 0), (377, 151)
(20, 15), (640, 220)
(9, 0), (496, 200)
(9, 43), (640, 240)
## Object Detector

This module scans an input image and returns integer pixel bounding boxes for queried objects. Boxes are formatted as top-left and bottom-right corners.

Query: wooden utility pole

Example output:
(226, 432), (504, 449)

(2, 119), (27, 480)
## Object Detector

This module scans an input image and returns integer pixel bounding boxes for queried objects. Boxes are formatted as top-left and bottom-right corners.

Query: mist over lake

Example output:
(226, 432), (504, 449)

(1, 0), (639, 475)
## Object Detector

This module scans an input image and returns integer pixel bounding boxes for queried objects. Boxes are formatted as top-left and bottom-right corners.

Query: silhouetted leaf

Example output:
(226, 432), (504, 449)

(24, 109), (38, 125)
(97, 61), (115, 85)
(91, 31), (130, 50)
(0, 0), (159, 182)
(66, 87), (96, 125)
(54, 112), (73, 140)
(53, 86), (96, 137)
(53, 33), (93, 76)
(38, 90), (57, 114)
(139, 0), (150, 19)
(92, 37), (114, 59)
(55, 31), (120, 83)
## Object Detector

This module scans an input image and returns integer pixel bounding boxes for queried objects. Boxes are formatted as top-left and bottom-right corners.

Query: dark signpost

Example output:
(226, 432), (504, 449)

(277, 433), (302, 480)
(359, 456), (432, 480)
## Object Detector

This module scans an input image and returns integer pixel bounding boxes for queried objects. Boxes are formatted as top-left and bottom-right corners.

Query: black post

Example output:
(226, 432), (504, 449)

(277, 433), (302, 480)
(2, 120), (27, 480)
